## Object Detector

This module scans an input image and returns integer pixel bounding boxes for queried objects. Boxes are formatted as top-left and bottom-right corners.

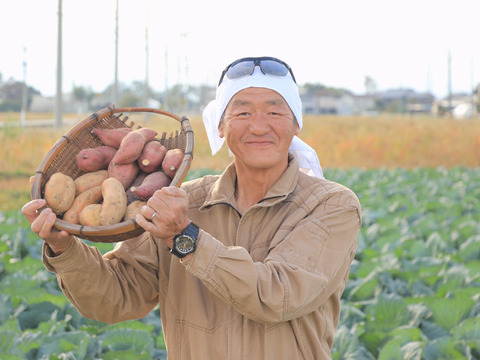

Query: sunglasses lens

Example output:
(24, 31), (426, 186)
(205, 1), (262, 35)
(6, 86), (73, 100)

(259, 60), (290, 77)
(225, 61), (255, 80)
(219, 57), (296, 85)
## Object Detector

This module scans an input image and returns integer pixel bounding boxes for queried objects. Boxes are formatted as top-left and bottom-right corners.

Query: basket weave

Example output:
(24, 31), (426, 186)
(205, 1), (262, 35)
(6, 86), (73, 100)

(31, 105), (194, 243)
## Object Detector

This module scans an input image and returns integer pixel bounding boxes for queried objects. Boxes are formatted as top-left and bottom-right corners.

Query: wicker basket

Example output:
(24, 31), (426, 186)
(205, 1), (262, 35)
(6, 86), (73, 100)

(31, 104), (194, 243)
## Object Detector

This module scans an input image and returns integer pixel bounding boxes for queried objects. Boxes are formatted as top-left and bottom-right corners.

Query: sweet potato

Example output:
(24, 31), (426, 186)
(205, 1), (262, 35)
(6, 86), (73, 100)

(79, 204), (102, 226)
(111, 128), (158, 165)
(108, 161), (139, 189)
(125, 171), (148, 203)
(123, 200), (147, 221)
(138, 140), (167, 173)
(62, 185), (103, 224)
(74, 170), (108, 195)
(91, 127), (132, 148)
(76, 146), (117, 172)
(130, 171), (171, 200)
(99, 177), (127, 226)
(162, 148), (184, 179)
(44, 172), (76, 215)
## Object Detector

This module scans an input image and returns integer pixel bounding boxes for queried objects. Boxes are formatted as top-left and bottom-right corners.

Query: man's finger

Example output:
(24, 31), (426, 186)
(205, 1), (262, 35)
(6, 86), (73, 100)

(22, 199), (46, 222)
(160, 186), (186, 198)
(136, 214), (157, 232)
(38, 211), (57, 239)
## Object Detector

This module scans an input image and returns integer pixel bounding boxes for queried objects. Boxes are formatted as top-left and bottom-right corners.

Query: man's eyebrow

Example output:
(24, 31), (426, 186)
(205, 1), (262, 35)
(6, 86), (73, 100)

(265, 99), (285, 106)
(230, 99), (251, 107)
(230, 99), (286, 107)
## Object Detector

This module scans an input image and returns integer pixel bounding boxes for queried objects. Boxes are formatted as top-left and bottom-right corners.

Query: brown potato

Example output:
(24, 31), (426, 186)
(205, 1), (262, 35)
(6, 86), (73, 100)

(74, 170), (108, 195)
(123, 200), (147, 221)
(44, 172), (76, 215)
(62, 186), (103, 224)
(79, 204), (102, 226)
(99, 177), (127, 226)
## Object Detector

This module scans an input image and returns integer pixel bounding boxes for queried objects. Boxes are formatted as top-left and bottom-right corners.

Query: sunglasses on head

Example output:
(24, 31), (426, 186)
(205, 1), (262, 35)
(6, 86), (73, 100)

(218, 56), (297, 86)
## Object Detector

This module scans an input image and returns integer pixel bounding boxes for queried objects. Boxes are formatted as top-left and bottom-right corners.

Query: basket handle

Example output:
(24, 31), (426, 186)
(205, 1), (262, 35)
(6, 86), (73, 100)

(113, 107), (182, 122)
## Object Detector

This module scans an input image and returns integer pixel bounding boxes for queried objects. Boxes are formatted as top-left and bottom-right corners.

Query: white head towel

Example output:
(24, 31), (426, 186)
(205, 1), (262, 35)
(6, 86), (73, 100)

(202, 64), (324, 179)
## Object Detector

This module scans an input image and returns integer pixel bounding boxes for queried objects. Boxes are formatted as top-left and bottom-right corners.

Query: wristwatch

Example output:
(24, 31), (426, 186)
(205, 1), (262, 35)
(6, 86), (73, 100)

(170, 222), (200, 258)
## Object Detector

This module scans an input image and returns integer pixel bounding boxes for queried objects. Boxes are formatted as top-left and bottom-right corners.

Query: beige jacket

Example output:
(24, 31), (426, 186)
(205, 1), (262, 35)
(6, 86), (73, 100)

(43, 156), (361, 360)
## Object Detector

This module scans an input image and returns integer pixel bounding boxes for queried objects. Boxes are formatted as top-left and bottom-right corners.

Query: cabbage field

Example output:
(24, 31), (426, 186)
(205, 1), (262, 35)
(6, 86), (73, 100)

(1, 167), (480, 359)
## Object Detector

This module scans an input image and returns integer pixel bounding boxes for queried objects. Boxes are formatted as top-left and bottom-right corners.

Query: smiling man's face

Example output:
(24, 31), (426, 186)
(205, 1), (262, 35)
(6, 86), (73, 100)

(219, 87), (299, 173)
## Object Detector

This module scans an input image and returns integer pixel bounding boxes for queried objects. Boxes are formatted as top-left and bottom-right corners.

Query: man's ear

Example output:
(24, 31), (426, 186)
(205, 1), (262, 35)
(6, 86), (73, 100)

(294, 120), (300, 136)
(218, 120), (224, 138)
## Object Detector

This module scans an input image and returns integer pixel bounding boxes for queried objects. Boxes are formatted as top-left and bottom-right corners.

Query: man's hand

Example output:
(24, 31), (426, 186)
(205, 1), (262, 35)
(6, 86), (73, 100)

(22, 199), (73, 255)
(21, 176), (73, 255)
(136, 186), (190, 249)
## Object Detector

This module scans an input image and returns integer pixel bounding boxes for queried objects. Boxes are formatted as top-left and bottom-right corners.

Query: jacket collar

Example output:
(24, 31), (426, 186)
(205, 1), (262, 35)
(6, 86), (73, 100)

(201, 154), (300, 210)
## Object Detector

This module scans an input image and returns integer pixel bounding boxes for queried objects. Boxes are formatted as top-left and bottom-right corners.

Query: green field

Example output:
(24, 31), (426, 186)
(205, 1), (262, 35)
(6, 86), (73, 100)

(1, 112), (479, 359)
(1, 167), (479, 359)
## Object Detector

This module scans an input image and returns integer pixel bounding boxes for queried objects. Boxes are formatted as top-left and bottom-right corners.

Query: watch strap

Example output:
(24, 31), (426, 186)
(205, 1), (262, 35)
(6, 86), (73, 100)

(182, 221), (200, 240)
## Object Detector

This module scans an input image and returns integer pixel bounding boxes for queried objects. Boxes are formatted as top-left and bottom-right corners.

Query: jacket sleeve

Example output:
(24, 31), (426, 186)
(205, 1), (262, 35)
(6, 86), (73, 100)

(182, 190), (361, 324)
(42, 233), (161, 324)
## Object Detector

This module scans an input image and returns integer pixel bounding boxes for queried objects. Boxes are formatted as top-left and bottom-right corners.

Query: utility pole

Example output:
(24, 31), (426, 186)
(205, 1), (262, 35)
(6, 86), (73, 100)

(426, 66), (432, 95)
(447, 51), (452, 116)
(144, 0), (150, 121)
(55, 0), (63, 128)
(21, 47), (27, 128)
(472, 58), (477, 119)
(113, 0), (119, 105)
(164, 48), (169, 109)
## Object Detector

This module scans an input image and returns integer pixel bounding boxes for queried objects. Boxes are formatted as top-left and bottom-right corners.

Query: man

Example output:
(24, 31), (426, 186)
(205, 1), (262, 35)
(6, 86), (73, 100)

(22, 56), (361, 359)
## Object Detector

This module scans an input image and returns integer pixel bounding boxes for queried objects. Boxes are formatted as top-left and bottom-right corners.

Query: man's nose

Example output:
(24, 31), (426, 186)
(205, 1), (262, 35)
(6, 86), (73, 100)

(249, 113), (269, 134)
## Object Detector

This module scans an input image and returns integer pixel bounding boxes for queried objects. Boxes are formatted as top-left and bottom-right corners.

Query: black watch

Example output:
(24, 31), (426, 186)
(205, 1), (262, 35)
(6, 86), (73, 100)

(170, 222), (200, 258)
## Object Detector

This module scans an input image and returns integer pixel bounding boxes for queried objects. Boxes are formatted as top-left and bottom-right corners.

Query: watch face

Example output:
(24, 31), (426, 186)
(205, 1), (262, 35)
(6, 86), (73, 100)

(175, 235), (195, 254)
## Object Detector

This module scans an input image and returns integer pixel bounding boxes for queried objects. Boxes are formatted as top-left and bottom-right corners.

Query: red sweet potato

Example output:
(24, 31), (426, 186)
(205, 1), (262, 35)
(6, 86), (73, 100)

(138, 140), (167, 173)
(108, 161), (140, 189)
(91, 127), (132, 148)
(125, 171), (148, 203)
(76, 146), (117, 172)
(130, 171), (171, 200)
(162, 148), (184, 179)
(111, 128), (158, 165)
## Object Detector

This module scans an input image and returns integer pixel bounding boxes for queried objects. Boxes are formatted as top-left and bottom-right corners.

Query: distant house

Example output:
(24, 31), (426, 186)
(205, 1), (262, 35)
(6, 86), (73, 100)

(300, 88), (376, 116)
(375, 88), (435, 115)
(433, 92), (478, 119)
(30, 94), (54, 112)
(301, 93), (350, 115)
(351, 95), (377, 116)
(299, 86), (437, 116)
(30, 93), (77, 113)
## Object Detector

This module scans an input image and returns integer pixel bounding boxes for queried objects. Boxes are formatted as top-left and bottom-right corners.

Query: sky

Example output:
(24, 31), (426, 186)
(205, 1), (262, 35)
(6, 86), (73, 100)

(1, 0), (478, 99)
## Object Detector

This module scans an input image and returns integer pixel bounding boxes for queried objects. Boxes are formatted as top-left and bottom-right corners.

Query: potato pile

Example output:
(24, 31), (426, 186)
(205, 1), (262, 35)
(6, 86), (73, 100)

(43, 127), (184, 226)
